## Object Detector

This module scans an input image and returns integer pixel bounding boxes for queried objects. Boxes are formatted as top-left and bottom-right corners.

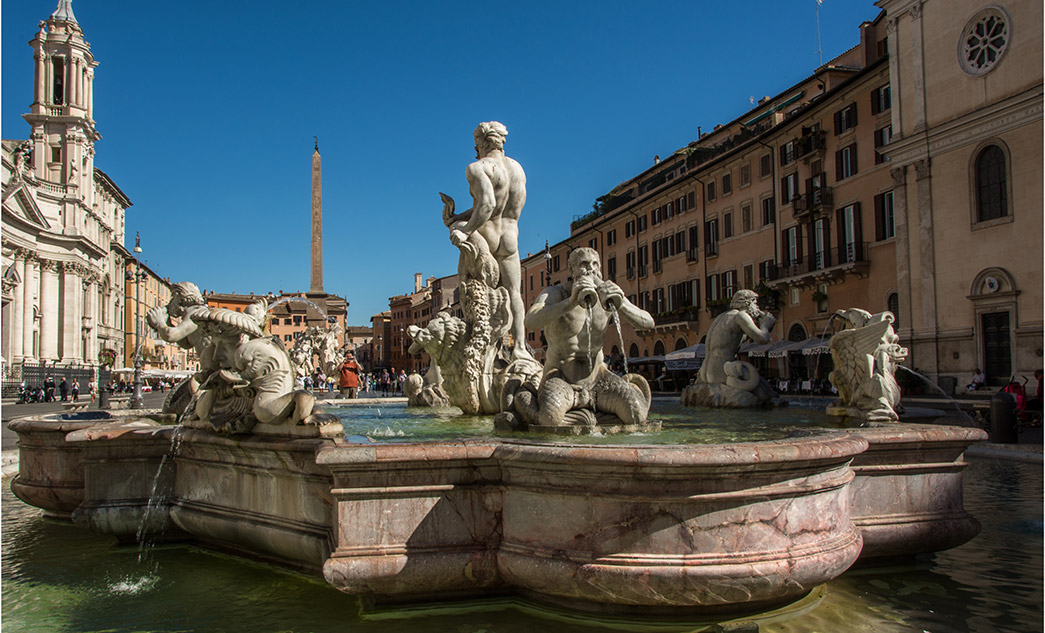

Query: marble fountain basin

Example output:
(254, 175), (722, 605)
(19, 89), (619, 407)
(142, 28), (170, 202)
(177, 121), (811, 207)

(8, 408), (985, 616)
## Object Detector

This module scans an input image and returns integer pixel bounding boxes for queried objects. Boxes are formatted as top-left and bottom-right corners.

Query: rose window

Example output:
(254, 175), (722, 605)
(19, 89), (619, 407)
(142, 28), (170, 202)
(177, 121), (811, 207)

(959, 8), (1010, 76)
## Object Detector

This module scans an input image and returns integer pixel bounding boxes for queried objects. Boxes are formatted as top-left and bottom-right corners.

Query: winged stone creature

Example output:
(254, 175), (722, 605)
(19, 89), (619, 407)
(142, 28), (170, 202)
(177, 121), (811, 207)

(827, 309), (908, 421)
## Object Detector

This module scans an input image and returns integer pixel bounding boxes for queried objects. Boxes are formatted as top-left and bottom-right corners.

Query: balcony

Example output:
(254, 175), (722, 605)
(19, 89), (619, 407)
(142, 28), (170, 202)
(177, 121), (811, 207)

(792, 186), (834, 218)
(766, 242), (870, 287)
(796, 130), (826, 159)
(656, 307), (701, 325)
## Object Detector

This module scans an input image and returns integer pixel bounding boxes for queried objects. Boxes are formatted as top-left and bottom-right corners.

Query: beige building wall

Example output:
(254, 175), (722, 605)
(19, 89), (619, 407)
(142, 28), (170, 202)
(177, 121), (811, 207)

(880, 0), (1043, 385)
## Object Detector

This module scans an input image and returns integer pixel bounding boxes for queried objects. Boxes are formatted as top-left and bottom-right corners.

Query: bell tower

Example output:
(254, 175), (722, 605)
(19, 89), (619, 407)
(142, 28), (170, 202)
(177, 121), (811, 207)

(23, 0), (99, 198)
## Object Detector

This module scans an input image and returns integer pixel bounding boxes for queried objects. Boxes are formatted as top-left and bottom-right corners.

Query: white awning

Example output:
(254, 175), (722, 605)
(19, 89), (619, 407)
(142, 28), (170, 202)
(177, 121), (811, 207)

(665, 344), (705, 361)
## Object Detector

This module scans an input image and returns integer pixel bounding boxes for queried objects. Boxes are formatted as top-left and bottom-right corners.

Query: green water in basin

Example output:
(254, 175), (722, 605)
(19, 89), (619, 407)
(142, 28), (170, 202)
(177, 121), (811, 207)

(332, 399), (851, 445)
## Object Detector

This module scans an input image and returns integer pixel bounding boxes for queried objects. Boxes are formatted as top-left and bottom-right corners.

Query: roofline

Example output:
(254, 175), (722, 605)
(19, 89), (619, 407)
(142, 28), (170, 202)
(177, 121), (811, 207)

(577, 54), (889, 234)
(93, 167), (132, 208)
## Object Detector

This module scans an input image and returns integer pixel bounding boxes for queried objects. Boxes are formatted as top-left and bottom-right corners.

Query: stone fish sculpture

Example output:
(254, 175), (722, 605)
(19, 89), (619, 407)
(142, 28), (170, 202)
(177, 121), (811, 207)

(827, 308), (908, 422)
(147, 282), (341, 437)
(407, 123), (655, 431)
(681, 289), (777, 408)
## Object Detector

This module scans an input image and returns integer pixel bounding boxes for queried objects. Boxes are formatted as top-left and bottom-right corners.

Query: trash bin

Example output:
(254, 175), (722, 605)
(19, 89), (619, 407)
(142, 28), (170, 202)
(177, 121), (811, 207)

(990, 391), (1018, 443)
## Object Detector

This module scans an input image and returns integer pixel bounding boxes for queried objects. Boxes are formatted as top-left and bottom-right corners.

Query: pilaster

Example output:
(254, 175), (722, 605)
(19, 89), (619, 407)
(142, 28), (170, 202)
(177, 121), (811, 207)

(909, 2), (928, 134)
(890, 166), (913, 340)
(60, 262), (82, 361)
(22, 256), (37, 359)
(39, 259), (60, 361)
(10, 256), (26, 359)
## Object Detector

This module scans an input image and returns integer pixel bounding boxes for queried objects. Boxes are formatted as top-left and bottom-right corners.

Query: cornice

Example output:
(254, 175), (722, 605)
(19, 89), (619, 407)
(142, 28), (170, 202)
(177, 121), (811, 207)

(886, 86), (1043, 163)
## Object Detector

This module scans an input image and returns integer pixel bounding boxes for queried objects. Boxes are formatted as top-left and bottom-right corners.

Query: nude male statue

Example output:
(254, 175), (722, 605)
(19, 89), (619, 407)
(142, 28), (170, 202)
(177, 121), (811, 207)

(442, 121), (530, 358)
(697, 289), (776, 386)
(524, 248), (655, 426)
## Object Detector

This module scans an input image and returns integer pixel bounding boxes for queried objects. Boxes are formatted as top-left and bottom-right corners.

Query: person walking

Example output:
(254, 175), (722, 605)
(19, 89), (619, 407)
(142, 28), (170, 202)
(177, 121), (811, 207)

(338, 352), (363, 399)
(397, 370), (407, 395)
(71, 380), (80, 402)
(44, 376), (56, 402)
(88, 378), (97, 403)
(59, 377), (69, 401)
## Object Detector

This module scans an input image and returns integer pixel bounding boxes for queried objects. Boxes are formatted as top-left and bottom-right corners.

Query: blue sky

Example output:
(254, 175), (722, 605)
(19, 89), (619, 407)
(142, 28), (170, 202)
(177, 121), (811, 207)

(2, 1), (882, 324)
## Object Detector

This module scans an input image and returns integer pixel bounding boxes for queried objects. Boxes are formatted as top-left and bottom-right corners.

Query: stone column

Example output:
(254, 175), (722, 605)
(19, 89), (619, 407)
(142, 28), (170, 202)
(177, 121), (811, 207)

(22, 258), (37, 358)
(84, 278), (97, 363)
(34, 52), (45, 105)
(86, 69), (94, 120)
(39, 260), (60, 361)
(10, 256), (26, 359)
(61, 263), (82, 362)
(310, 146), (323, 293)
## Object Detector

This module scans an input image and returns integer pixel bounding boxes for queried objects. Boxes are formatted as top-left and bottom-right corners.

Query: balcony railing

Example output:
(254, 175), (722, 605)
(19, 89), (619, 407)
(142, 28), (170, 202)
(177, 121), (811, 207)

(656, 307), (701, 325)
(796, 130), (827, 158)
(769, 242), (869, 279)
(793, 187), (833, 215)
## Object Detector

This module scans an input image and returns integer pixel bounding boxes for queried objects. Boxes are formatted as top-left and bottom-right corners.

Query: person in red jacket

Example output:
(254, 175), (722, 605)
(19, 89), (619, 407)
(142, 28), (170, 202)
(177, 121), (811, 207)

(339, 352), (363, 399)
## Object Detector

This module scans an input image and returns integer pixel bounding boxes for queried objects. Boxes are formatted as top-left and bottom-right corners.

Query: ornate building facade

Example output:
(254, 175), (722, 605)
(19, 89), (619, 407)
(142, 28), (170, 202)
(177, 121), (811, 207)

(2, 1), (133, 370)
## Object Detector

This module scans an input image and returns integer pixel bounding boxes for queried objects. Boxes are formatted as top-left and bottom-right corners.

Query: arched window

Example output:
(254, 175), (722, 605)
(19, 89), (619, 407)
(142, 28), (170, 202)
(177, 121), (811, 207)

(653, 340), (665, 356)
(976, 145), (1007, 221)
(788, 324), (806, 342)
(610, 345), (619, 356)
(674, 338), (688, 351)
(628, 343), (639, 358)
(887, 293), (900, 331)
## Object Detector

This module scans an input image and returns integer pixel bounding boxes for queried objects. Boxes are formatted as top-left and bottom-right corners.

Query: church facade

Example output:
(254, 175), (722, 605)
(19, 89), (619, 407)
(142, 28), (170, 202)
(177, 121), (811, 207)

(2, 1), (133, 369)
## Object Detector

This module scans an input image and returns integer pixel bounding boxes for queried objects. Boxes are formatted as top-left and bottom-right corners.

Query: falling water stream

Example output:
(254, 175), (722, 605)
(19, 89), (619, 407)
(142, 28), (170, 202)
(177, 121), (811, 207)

(608, 305), (628, 375)
(896, 365), (982, 427)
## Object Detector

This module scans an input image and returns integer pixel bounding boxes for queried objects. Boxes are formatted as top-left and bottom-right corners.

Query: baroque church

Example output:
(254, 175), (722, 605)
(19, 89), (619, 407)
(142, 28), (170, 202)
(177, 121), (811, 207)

(2, 1), (133, 368)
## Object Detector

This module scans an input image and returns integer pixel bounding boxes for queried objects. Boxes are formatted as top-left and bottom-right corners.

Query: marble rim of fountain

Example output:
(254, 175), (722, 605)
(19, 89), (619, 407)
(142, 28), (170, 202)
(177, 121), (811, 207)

(845, 423), (987, 559)
(8, 410), (166, 517)
(318, 432), (868, 613)
(6, 411), (988, 616)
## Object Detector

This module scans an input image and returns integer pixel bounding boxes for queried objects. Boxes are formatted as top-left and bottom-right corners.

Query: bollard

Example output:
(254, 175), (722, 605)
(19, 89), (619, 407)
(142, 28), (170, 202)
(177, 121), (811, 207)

(990, 391), (1018, 443)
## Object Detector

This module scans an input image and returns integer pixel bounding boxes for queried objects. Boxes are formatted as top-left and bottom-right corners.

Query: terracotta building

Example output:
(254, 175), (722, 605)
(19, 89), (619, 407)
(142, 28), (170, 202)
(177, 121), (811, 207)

(524, 3), (1040, 389)
(205, 290), (348, 351)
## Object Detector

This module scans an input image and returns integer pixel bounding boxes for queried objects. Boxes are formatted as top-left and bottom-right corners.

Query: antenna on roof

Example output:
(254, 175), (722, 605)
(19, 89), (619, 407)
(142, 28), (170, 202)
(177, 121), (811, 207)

(815, 0), (824, 67)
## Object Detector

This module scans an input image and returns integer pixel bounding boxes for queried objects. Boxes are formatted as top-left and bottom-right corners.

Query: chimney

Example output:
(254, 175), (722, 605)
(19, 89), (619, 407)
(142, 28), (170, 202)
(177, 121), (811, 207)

(426, 276), (436, 288)
(414, 273), (423, 293)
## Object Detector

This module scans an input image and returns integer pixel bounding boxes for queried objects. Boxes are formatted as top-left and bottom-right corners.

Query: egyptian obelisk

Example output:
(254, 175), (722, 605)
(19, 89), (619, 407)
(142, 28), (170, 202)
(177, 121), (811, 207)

(309, 137), (324, 295)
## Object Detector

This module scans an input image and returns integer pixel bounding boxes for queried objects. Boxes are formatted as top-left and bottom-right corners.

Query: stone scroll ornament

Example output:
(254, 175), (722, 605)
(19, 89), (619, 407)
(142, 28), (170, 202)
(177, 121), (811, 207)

(827, 308), (908, 422)
(681, 289), (778, 408)
(146, 282), (342, 437)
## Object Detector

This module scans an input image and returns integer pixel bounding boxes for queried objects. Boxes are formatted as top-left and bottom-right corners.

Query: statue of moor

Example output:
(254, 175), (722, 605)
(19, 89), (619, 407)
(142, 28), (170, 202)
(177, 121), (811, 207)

(509, 247), (656, 428)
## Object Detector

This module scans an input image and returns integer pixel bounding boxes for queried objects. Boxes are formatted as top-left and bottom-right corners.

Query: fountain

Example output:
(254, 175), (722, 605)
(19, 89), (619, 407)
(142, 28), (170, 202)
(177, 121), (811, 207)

(7, 123), (988, 621)
(826, 308), (907, 422)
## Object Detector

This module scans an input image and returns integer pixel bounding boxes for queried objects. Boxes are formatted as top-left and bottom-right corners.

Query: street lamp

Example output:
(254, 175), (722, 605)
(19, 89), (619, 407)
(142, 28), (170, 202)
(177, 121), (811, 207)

(130, 232), (144, 409)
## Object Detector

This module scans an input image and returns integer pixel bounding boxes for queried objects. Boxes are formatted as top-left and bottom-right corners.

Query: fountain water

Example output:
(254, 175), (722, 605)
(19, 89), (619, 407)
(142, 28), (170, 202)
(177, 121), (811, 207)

(897, 365), (983, 428)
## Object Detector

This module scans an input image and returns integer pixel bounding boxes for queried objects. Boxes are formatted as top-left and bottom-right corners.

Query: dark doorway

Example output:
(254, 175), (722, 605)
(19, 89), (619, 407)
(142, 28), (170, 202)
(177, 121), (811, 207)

(982, 311), (1011, 386)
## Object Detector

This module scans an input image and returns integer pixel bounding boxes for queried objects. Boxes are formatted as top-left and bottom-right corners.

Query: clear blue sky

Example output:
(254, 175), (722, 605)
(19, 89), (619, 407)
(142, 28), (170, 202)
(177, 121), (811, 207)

(2, 1), (881, 324)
